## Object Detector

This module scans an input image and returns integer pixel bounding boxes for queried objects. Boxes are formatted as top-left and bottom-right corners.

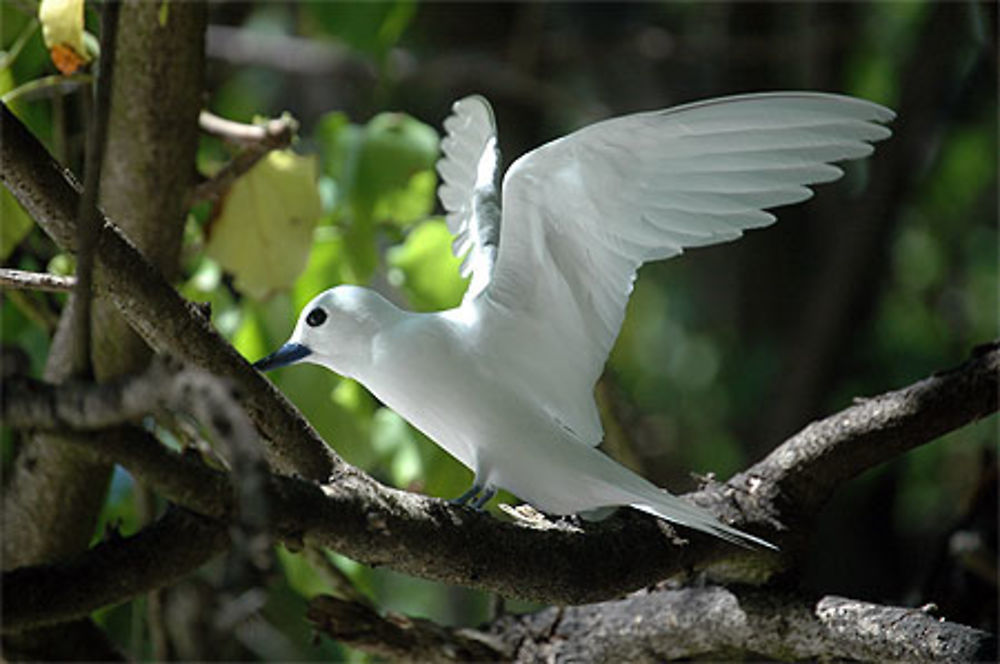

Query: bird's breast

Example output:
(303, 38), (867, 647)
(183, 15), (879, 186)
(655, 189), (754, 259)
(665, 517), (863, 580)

(359, 315), (490, 471)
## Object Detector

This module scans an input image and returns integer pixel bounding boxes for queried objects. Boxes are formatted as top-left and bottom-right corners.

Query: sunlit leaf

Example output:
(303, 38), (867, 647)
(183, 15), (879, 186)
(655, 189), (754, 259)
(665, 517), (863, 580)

(292, 226), (352, 311)
(277, 545), (330, 598)
(353, 111), (438, 216)
(386, 220), (468, 311)
(315, 110), (438, 281)
(38, 0), (91, 74)
(206, 150), (322, 299)
(0, 187), (34, 260)
(371, 408), (422, 487)
(374, 169), (437, 227)
(315, 112), (360, 189)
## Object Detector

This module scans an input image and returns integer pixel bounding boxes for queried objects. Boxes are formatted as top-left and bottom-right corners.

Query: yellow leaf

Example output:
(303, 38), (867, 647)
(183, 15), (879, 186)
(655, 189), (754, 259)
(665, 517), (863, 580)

(206, 150), (322, 299)
(38, 0), (91, 73)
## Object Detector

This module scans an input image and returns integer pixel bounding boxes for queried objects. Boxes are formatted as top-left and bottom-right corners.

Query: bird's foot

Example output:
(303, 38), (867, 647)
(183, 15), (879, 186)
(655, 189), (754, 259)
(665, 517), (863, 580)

(470, 486), (497, 510)
(449, 483), (483, 507)
(449, 483), (497, 511)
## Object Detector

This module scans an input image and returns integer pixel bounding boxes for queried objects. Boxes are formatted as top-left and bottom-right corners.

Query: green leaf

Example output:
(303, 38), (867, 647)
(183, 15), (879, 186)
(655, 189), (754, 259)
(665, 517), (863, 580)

(1, 186), (34, 260)
(386, 220), (468, 311)
(314, 110), (439, 282)
(353, 111), (438, 215)
(301, 1), (416, 56)
(374, 169), (437, 227)
(206, 150), (322, 299)
(371, 408), (422, 488)
(291, 226), (351, 311)
(38, 0), (91, 73)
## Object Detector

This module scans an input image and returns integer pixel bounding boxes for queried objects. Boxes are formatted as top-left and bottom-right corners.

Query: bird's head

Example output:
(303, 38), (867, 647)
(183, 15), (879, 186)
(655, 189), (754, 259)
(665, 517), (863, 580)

(253, 285), (396, 378)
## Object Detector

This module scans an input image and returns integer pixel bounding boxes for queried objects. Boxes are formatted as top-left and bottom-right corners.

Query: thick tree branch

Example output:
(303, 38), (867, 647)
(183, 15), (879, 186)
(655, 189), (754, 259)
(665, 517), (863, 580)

(306, 595), (507, 663)
(2, 354), (270, 635)
(2, 359), (189, 430)
(2, 23), (209, 657)
(4, 343), (996, 628)
(1, 65), (996, 619)
(709, 341), (1000, 544)
(497, 586), (996, 662)
(0, 103), (337, 482)
(3, 508), (229, 634)
(307, 586), (996, 662)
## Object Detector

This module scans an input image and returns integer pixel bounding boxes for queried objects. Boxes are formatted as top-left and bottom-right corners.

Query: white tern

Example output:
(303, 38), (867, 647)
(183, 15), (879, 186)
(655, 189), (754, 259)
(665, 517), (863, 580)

(255, 92), (894, 549)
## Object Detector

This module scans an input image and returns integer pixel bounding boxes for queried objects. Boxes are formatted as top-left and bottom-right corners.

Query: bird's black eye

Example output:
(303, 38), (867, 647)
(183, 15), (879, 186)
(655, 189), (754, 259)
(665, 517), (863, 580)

(306, 308), (327, 327)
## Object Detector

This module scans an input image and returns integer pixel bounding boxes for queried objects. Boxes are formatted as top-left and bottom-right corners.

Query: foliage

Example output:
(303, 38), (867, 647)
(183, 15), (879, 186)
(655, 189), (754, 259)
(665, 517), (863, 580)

(206, 149), (322, 299)
(1, 0), (996, 659)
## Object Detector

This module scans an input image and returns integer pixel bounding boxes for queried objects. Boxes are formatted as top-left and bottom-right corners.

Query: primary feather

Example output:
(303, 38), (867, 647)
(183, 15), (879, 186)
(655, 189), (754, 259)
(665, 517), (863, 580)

(437, 92), (893, 446)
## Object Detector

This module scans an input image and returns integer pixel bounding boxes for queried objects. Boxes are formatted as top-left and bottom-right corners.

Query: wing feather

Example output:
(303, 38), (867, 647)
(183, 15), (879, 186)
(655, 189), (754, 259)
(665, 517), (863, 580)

(435, 95), (501, 301)
(470, 92), (893, 446)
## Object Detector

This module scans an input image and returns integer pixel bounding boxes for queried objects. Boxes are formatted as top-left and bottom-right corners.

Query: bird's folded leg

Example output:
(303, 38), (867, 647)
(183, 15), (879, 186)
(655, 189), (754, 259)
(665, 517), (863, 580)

(450, 482), (484, 506)
(470, 485), (497, 510)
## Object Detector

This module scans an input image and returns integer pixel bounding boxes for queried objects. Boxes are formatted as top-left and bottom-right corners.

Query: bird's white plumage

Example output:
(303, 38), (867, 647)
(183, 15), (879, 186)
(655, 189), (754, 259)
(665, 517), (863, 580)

(436, 95), (501, 302)
(440, 92), (894, 446)
(264, 92), (894, 550)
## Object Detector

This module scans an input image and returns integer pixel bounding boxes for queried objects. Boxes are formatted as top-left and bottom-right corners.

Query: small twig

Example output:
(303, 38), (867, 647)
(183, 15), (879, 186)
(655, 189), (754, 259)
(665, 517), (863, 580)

(0, 268), (76, 293)
(0, 74), (92, 105)
(198, 110), (298, 147)
(1, 356), (180, 430)
(68, 0), (119, 378)
(3, 290), (60, 332)
(188, 111), (298, 206)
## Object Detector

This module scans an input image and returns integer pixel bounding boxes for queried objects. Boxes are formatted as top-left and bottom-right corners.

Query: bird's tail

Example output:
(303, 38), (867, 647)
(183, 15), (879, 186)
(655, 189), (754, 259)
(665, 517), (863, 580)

(630, 493), (777, 551)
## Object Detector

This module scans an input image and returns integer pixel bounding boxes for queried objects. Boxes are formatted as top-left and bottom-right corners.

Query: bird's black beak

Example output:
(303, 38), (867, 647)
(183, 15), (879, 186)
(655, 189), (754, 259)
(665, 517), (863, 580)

(253, 342), (312, 372)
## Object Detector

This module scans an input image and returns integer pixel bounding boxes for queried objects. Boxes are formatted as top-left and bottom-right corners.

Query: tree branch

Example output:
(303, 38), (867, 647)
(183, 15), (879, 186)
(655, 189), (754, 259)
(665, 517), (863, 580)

(0, 103), (338, 482)
(2, 64), (996, 620)
(711, 340), (1000, 544)
(67, 0), (118, 378)
(496, 586), (996, 662)
(0, 268), (75, 292)
(2, 8), (210, 628)
(2, 358), (187, 430)
(307, 586), (996, 662)
(3, 343), (996, 629)
(188, 111), (298, 206)
(306, 595), (507, 663)
(3, 507), (229, 634)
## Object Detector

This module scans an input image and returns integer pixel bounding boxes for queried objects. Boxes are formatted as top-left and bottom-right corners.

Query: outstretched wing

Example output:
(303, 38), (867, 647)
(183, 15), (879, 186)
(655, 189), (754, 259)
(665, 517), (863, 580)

(474, 92), (894, 446)
(436, 95), (502, 302)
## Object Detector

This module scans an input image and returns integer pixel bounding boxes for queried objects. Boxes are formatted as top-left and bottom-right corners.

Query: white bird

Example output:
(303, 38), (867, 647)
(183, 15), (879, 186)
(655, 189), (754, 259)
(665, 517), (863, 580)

(255, 92), (894, 549)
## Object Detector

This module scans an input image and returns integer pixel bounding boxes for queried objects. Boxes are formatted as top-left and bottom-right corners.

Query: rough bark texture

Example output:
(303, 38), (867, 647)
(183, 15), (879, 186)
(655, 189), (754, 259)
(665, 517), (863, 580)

(4, 508), (229, 634)
(0, 104), (339, 481)
(1, 2), (206, 658)
(0, 5), (994, 655)
(487, 586), (997, 662)
(304, 586), (996, 662)
(2, 344), (996, 632)
(2, 0), (205, 567)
